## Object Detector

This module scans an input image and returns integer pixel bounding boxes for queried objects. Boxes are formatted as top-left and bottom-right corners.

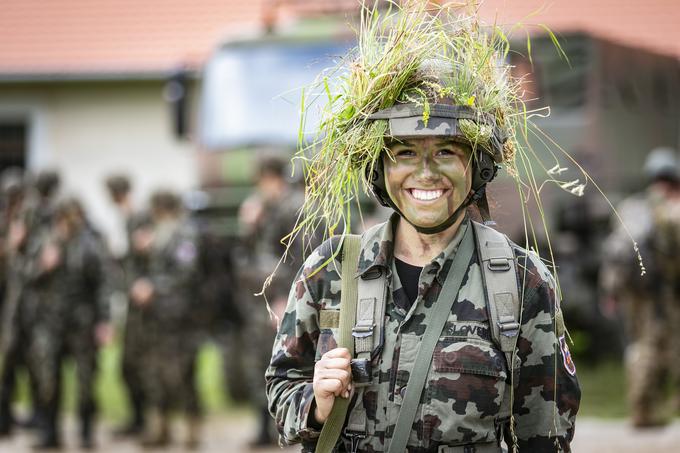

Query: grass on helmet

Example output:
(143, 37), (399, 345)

(288, 1), (523, 256)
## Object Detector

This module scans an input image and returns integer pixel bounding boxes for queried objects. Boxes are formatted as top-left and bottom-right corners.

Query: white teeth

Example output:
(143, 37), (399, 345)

(411, 189), (443, 201)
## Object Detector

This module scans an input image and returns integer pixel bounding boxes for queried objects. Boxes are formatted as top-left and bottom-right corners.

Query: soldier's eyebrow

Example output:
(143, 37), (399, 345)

(390, 140), (415, 148)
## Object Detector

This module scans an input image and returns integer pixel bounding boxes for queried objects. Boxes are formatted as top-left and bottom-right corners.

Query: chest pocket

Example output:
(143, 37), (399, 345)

(315, 309), (340, 361)
(422, 321), (507, 447)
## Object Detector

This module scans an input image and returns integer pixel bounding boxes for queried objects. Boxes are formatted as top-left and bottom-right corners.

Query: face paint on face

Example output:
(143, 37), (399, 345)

(384, 137), (473, 229)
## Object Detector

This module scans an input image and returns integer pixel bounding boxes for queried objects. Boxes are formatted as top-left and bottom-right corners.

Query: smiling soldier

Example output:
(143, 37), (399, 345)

(265, 3), (581, 452)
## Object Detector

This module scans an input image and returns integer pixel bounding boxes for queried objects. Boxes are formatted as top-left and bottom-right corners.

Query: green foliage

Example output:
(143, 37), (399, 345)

(576, 361), (628, 418)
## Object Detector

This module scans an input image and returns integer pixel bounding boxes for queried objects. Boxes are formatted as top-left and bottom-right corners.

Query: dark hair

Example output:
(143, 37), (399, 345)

(150, 190), (182, 215)
(105, 174), (131, 198)
(54, 197), (85, 228)
(257, 156), (287, 179)
(34, 170), (60, 198)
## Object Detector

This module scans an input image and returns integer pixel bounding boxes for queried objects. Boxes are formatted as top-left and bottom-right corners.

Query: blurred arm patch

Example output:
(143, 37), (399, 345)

(175, 241), (197, 265)
(559, 335), (577, 376)
(319, 309), (340, 328)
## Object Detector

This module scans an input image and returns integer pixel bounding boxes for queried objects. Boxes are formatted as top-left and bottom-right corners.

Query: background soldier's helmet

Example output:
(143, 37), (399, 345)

(0, 167), (25, 201)
(644, 146), (680, 184)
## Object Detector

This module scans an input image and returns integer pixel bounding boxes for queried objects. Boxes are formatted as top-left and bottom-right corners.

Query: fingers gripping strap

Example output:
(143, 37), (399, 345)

(315, 234), (362, 453)
(387, 224), (475, 453)
(472, 222), (521, 418)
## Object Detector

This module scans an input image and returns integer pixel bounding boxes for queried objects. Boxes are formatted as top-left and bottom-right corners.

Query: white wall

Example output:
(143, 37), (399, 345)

(0, 80), (199, 254)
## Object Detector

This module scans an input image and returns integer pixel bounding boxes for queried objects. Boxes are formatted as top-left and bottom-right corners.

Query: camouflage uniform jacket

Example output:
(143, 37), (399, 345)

(144, 218), (199, 327)
(266, 215), (580, 452)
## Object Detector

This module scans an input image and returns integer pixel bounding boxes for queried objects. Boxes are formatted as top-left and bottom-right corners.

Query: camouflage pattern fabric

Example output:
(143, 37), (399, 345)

(120, 210), (153, 424)
(27, 227), (112, 437)
(142, 218), (201, 416)
(234, 188), (309, 407)
(601, 188), (680, 420)
(266, 214), (580, 452)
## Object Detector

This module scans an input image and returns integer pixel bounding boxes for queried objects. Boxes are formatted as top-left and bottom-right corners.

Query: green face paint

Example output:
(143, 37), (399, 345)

(384, 137), (472, 229)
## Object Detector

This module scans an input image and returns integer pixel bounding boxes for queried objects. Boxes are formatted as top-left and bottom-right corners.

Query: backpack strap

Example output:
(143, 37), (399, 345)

(343, 253), (388, 452)
(315, 234), (362, 453)
(471, 221), (521, 418)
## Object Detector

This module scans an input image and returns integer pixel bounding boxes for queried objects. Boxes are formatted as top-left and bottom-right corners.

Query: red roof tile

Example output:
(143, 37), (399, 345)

(476, 0), (680, 59)
(0, 0), (264, 77)
(0, 0), (677, 78)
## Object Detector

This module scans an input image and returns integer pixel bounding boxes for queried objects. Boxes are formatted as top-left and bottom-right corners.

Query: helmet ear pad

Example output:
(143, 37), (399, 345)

(471, 149), (498, 191)
(367, 155), (391, 208)
(368, 148), (498, 207)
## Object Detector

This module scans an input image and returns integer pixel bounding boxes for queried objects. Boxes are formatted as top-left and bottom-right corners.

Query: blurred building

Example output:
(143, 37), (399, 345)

(0, 0), (678, 244)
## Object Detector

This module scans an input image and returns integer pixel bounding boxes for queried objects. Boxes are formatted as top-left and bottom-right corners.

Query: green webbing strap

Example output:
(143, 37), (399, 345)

(315, 234), (362, 453)
(472, 222), (520, 419)
(387, 225), (475, 453)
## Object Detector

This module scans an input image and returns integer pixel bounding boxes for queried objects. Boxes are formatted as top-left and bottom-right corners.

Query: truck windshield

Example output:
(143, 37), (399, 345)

(201, 40), (352, 150)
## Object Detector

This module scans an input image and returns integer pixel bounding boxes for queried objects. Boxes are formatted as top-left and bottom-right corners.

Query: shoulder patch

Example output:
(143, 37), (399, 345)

(175, 241), (197, 264)
(559, 335), (576, 376)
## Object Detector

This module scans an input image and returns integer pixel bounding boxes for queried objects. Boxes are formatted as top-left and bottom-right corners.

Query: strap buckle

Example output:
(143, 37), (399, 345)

(487, 257), (510, 271)
(352, 323), (374, 338)
(498, 315), (520, 337)
(343, 429), (366, 453)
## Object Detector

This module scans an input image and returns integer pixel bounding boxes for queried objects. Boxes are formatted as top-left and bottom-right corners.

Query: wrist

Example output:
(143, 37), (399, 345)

(308, 399), (326, 429)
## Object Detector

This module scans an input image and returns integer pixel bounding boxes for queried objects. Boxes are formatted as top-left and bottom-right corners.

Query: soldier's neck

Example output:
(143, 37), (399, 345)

(393, 216), (463, 267)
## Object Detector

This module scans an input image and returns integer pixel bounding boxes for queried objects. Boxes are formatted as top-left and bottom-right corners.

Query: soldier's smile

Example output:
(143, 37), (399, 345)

(384, 137), (472, 229)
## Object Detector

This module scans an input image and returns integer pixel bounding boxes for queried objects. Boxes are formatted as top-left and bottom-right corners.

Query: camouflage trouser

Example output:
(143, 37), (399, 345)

(144, 323), (201, 416)
(31, 320), (98, 437)
(234, 289), (277, 408)
(0, 320), (40, 425)
(623, 295), (673, 421)
(0, 292), (40, 426)
(121, 305), (148, 424)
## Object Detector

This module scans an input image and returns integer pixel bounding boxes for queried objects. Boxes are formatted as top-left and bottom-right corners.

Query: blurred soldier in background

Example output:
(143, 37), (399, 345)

(29, 197), (112, 449)
(132, 191), (202, 449)
(0, 170), (60, 437)
(601, 147), (680, 427)
(0, 168), (28, 436)
(235, 156), (310, 447)
(105, 174), (151, 437)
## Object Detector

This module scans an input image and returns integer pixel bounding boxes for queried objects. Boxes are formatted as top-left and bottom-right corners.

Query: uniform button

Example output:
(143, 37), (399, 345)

(399, 386), (407, 398)
(446, 351), (458, 364)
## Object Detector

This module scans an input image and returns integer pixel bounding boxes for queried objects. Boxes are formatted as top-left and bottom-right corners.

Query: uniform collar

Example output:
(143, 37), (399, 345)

(356, 212), (471, 279)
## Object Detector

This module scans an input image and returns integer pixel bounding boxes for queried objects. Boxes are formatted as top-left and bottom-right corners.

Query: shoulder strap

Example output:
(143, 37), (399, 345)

(472, 221), (521, 417)
(315, 234), (362, 453)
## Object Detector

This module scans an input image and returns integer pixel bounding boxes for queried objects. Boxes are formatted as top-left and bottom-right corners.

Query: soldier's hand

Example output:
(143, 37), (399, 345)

(40, 243), (61, 271)
(130, 278), (154, 306)
(8, 221), (26, 251)
(312, 347), (352, 425)
(95, 322), (114, 346)
(131, 227), (154, 254)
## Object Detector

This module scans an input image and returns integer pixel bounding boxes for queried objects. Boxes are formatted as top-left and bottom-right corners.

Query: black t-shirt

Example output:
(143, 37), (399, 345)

(395, 257), (423, 309)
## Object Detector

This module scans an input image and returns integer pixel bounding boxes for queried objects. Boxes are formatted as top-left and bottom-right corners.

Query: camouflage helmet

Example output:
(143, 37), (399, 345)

(0, 167), (24, 200)
(644, 146), (679, 183)
(366, 59), (504, 217)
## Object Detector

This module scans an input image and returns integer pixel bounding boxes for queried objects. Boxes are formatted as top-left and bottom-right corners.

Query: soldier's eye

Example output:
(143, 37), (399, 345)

(436, 148), (456, 157)
(394, 149), (416, 158)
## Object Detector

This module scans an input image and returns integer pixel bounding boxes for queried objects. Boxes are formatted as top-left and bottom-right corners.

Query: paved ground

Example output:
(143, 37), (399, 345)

(1, 415), (679, 452)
